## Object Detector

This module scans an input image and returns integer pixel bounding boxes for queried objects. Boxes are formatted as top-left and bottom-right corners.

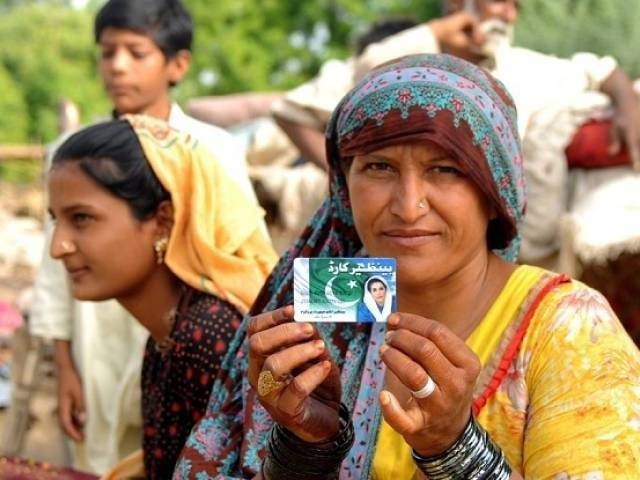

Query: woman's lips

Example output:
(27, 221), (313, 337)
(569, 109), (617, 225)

(66, 266), (90, 281)
(382, 229), (440, 247)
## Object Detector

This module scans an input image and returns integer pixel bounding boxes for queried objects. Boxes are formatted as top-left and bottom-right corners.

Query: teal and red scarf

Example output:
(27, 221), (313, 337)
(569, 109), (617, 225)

(175, 53), (524, 479)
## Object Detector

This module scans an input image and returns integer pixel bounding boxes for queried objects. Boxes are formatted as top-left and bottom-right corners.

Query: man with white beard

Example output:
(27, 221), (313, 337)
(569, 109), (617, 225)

(270, 0), (640, 263)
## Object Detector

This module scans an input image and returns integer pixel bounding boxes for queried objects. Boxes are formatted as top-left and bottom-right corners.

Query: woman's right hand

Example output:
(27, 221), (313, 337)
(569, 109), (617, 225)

(248, 305), (341, 443)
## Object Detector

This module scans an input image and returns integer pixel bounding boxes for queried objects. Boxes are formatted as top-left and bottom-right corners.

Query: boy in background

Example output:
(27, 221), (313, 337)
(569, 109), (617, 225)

(29, 0), (260, 473)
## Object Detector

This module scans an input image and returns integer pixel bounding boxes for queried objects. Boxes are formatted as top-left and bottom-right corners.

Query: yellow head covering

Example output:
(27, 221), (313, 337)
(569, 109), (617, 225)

(123, 114), (278, 314)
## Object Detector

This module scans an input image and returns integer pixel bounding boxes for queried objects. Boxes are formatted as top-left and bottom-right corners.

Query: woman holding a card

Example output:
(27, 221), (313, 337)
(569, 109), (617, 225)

(178, 54), (640, 479)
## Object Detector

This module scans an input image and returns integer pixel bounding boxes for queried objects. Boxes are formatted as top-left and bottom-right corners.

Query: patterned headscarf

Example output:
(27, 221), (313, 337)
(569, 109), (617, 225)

(252, 53), (524, 315)
(176, 54), (525, 479)
(123, 114), (278, 314)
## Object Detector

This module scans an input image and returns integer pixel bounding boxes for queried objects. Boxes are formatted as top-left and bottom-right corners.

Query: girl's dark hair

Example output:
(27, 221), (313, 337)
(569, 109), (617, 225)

(52, 120), (170, 221)
(94, 0), (193, 58)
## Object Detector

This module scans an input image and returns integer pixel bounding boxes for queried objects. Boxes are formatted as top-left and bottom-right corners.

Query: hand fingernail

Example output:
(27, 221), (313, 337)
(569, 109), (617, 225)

(314, 340), (325, 350)
(302, 323), (314, 335)
(385, 331), (393, 343)
(387, 314), (399, 326)
(380, 344), (389, 355)
(380, 390), (391, 406)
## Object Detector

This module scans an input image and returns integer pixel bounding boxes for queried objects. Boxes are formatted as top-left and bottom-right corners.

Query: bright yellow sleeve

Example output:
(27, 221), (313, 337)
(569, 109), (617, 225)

(521, 282), (640, 478)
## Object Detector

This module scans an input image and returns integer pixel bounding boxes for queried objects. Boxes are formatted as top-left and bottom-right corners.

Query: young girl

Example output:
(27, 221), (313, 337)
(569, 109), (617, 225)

(47, 115), (277, 478)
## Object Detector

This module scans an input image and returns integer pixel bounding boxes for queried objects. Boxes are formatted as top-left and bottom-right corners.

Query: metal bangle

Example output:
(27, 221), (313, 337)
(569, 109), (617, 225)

(411, 414), (512, 480)
(262, 403), (354, 480)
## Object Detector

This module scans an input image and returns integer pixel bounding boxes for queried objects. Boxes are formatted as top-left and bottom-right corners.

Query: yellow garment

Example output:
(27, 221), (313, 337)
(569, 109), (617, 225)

(100, 449), (145, 480)
(373, 265), (640, 479)
(124, 114), (278, 313)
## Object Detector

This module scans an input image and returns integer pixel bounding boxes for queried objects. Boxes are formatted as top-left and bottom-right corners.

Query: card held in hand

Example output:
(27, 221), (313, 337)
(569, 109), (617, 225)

(293, 257), (397, 323)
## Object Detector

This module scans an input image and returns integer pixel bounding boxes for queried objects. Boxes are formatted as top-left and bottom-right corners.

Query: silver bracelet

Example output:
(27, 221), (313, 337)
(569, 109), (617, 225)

(411, 415), (512, 480)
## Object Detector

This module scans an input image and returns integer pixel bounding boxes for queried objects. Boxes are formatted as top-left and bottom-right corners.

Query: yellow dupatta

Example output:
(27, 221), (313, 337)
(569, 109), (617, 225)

(124, 114), (278, 314)
(372, 265), (546, 479)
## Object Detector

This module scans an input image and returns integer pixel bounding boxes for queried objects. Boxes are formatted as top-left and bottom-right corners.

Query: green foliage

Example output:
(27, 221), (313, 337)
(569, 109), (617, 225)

(179, 0), (442, 98)
(0, 3), (109, 143)
(0, 159), (42, 184)
(0, 0), (639, 146)
(0, 65), (29, 143)
(516, 0), (640, 77)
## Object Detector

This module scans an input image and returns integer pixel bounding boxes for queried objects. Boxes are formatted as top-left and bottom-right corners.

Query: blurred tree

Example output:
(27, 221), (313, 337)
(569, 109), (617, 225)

(179, 0), (442, 99)
(0, 0), (639, 144)
(0, 0), (73, 12)
(0, 64), (29, 143)
(516, 0), (640, 77)
(0, 3), (109, 143)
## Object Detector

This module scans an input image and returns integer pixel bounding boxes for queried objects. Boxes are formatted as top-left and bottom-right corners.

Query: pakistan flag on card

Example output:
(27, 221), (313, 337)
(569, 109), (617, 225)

(294, 258), (397, 323)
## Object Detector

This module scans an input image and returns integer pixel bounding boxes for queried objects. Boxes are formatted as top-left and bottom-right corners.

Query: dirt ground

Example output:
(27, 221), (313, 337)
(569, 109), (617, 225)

(0, 181), (69, 466)
(0, 351), (71, 465)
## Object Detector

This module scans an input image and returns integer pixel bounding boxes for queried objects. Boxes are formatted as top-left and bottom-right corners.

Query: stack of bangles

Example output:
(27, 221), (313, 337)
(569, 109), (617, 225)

(262, 403), (354, 480)
(411, 414), (512, 479)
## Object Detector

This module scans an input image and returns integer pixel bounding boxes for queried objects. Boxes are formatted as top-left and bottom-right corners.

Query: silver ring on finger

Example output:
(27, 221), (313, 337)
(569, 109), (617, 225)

(411, 376), (436, 399)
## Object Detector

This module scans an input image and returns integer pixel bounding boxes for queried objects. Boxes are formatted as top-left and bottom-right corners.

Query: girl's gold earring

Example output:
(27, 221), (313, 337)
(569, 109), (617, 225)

(154, 237), (169, 265)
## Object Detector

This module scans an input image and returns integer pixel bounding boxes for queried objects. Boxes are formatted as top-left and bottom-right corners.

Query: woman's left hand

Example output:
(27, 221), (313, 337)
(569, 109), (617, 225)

(379, 312), (481, 457)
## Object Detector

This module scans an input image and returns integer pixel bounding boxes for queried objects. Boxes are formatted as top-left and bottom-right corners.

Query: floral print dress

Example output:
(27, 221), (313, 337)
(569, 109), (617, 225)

(142, 286), (242, 479)
(373, 265), (640, 479)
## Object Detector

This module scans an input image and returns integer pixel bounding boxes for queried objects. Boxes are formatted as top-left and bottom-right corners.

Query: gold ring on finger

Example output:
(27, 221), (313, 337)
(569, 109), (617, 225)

(257, 369), (285, 397)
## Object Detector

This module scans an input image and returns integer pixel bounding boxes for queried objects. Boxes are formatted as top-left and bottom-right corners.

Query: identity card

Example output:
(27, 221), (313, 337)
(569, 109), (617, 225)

(293, 257), (397, 323)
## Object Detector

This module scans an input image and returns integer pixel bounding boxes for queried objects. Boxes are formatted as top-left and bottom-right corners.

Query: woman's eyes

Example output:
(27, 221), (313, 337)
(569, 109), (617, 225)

(428, 165), (463, 177)
(364, 162), (394, 172)
(72, 213), (93, 226)
(360, 159), (464, 180)
(363, 162), (462, 175)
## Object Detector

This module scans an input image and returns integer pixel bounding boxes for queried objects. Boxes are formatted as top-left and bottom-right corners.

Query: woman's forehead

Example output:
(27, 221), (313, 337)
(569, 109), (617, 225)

(48, 162), (116, 207)
(49, 161), (91, 187)
(360, 141), (450, 160)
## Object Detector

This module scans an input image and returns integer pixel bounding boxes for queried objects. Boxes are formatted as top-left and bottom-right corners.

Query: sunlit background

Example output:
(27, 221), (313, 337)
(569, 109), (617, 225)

(0, 0), (638, 145)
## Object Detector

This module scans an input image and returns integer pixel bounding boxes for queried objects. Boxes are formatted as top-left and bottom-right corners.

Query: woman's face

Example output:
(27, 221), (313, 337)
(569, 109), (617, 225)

(47, 162), (162, 301)
(347, 141), (493, 288)
(369, 281), (387, 305)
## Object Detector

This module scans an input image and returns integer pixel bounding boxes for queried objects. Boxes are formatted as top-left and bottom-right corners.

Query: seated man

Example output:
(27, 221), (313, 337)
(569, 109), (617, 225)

(271, 0), (640, 263)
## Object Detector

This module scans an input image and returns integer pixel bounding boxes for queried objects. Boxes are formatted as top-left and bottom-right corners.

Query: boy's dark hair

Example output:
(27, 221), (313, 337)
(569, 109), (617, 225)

(355, 17), (419, 55)
(94, 0), (193, 58)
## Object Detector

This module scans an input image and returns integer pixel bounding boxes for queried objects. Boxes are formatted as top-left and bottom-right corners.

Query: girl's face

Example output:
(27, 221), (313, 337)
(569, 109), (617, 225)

(48, 162), (163, 302)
